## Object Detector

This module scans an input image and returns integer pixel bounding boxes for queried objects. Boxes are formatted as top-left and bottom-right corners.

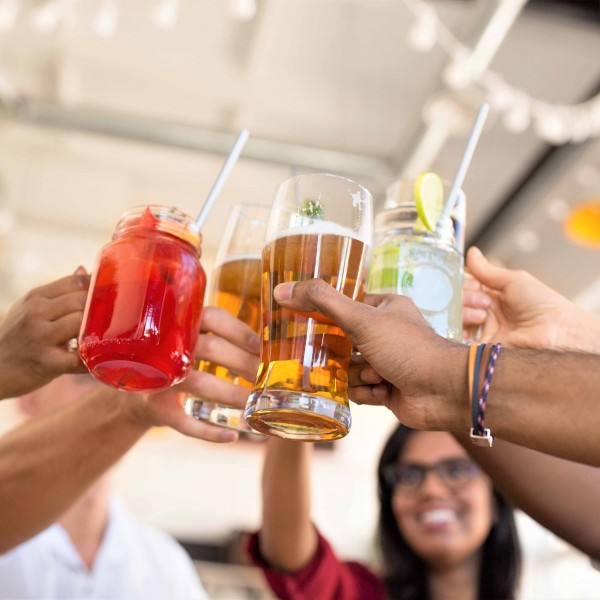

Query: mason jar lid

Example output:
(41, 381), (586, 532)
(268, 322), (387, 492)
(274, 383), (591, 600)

(114, 205), (202, 251)
(375, 204), (456, 246)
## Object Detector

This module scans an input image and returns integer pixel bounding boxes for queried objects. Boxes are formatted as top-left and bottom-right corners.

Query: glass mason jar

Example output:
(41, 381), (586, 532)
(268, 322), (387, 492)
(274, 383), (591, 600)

(368, 180), (464, 340)
(79, 206), (207, 392)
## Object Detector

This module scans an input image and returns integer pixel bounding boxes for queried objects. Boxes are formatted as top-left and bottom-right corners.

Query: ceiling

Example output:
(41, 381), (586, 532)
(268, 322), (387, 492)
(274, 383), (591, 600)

(0, 0), (599, 313)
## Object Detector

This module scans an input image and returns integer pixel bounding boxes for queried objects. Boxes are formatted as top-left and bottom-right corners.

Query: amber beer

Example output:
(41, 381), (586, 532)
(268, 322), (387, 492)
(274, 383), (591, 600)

(201, 255), (262, 382)
(183, 203), (269, 431)
(183, 255), (261, 428)
(245, 224), (368, 441)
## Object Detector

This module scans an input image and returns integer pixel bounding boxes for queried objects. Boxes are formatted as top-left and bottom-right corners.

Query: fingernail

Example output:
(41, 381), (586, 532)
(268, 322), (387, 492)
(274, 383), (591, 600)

(220, 430), (238, 443)
(360, 367), (382, 384)
(476, 295), (491, 308)
(472, 308), (488, 320)
(372, 383), (388, 398)
(247, 334), (261, 355)
(74, 266), (90, 289)
(274, 282), (295, 302)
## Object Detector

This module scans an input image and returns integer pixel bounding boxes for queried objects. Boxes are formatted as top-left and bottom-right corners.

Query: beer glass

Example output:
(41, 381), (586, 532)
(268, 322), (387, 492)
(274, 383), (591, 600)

(244, 173), (372, 441)
(183, 204), (269, 431)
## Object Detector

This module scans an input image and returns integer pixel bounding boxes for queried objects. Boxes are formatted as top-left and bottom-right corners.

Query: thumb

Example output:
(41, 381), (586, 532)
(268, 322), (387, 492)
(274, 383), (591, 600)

(466, 247), (512, 291)
(274, 280), (367, 338)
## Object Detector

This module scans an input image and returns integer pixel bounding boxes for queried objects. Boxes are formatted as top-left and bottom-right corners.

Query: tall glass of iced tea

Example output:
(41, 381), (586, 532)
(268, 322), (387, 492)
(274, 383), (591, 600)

(183, 204), (269, 431)
(244, 173), (372, 441)
(78, 206), (206, 392)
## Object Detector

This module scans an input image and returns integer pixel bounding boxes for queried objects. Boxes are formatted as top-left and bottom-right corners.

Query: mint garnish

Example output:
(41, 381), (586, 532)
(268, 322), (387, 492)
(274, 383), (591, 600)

(299, 198), (324, 220)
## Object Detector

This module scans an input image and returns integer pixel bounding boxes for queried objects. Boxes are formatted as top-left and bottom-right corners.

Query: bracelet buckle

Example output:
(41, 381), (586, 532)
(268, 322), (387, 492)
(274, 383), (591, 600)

(470, 427), (494, 447)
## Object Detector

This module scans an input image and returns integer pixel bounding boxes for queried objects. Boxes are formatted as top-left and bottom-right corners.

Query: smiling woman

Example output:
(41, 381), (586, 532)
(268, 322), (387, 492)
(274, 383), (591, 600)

(249, 425), (521, 600)
(378, 427), (520, 600)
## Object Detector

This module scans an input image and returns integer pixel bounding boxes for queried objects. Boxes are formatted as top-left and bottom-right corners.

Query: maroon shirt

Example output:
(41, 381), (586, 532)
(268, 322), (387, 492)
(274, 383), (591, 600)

(247, 530), (387, 600)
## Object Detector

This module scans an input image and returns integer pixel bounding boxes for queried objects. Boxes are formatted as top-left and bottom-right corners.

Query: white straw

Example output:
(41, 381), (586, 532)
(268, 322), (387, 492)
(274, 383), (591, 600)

(436, 103), (490, 229)
(195, 128), (250, 228)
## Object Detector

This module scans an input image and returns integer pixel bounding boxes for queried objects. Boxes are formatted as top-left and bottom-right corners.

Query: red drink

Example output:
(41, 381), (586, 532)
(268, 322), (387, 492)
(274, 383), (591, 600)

(79, 206), (206, 392)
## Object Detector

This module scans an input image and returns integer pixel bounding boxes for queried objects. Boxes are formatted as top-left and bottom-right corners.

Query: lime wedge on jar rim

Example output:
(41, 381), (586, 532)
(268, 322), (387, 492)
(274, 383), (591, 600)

(414, 171), (444, 231)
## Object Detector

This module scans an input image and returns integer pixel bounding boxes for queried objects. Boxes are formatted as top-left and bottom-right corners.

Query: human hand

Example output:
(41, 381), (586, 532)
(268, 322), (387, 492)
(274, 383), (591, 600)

(0, 268), (90, 400)
(131, 306), (261, 443)
(463, 247), (600, 351)
(273, 280), (468, 432)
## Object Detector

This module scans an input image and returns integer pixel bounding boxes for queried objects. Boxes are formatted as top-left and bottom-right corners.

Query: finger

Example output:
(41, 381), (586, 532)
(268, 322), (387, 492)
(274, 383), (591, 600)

(32, 270), (91, 300)
(466, 247), (512, 291)
(200, 306), (260, 355)
(348, 363), (383, 386)
(463, 274), (482, 292)
(168, 412), (239, 443)
(44, 290), (88, 322)
(274, 280), (372, 340)
(44, 347), (88, 375)
(463, 290), (491, 310)
(195, 333), (260, 382)
(46, 312), (85, 345)
(177, 370), (252, 410)
(362, 293), (400, 309)
(463, 307), (488, 326)
(349, 383), (390, 406)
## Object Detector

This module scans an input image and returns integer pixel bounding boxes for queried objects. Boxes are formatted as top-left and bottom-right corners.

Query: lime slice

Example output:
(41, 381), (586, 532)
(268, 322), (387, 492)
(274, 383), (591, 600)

(414, 171), (444, 231)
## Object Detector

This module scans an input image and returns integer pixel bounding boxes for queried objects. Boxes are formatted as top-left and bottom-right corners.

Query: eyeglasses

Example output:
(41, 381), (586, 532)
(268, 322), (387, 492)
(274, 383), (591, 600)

(384, 458), (480, 492)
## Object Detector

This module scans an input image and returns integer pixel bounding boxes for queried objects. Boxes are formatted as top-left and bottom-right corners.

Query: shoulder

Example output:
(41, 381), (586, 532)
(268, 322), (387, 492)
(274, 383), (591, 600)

(109, 500), (207, 598)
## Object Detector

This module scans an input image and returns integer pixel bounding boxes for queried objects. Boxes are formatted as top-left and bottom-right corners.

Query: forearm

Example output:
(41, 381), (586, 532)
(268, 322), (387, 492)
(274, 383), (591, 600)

(479, 349), (600, 465)
(561, 306), (600, 353)
(0, 388), (150, 552)
(455, 434), (600, 560)
(426, 347), (600, 465)
(259, 438), (317, 571)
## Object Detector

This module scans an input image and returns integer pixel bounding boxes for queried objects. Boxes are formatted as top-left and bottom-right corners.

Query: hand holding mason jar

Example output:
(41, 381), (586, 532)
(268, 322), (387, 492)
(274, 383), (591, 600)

(244, 173), (372, 441)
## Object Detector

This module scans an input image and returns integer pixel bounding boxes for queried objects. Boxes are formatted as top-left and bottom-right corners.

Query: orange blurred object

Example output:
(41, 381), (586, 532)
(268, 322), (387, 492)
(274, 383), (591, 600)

(564, 200), (600, 248)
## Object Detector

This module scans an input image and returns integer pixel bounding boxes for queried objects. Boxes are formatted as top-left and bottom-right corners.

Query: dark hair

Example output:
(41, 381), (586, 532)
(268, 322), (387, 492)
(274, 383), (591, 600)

(377, 425), (521, 600)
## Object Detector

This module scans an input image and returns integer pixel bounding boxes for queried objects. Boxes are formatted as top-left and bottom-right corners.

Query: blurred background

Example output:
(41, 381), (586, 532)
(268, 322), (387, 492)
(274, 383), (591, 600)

(0, 0), (599, 598)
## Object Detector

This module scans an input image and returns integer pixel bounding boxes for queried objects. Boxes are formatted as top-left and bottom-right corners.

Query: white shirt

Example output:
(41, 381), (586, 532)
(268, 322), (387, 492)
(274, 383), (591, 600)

(0, 498), (208, 600)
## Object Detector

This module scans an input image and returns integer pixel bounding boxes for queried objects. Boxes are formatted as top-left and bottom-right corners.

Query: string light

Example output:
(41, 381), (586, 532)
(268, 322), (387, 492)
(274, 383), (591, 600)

(407, 3), (438, 52)
(31, 0), (65, 33)
(92, 1), (118, 38)
(402, 0), (600, 145)
(152, 0), (180, 31)
(0, 0), (17, 32)
(228, 0), (257, 22)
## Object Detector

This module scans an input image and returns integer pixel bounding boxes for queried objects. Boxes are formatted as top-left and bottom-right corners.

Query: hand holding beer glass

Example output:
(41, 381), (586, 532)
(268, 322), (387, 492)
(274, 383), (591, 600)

(244, 173), (372, 441)
(184, 204), (269, 431)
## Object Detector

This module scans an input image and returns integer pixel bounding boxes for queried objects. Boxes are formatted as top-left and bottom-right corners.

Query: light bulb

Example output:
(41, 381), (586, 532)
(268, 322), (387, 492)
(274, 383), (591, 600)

(546, 198), (570, 222)
(92, 1), (118, 38)
(503, 94), (530, 133)
(31, 0), (64, 33)
(228, 0), (256, 21)
(152, 0), (179, 31)
(515, 229), (540, 254)
(0, 0), (17, 32)
(407, 5), (437, 52)
(534, 105), (570, 145)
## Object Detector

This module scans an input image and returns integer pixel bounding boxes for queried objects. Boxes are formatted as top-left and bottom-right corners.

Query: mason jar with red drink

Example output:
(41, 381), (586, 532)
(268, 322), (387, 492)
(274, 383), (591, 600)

(78, 205), (206, 392)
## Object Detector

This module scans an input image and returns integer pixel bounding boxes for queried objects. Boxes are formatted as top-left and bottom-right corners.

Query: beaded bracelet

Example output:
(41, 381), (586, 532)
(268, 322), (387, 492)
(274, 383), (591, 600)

(470, 343), (486, 432)
(470, 343), (502, 447)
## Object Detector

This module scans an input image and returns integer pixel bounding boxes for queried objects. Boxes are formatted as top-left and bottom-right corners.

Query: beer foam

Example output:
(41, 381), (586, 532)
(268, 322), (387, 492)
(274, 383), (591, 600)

(216, 252), (262, 267)
(266, 219), (367, 245)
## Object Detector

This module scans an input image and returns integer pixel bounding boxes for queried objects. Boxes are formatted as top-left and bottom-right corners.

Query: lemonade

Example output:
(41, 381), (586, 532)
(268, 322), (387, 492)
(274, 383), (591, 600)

(367, 176), (464, 341)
